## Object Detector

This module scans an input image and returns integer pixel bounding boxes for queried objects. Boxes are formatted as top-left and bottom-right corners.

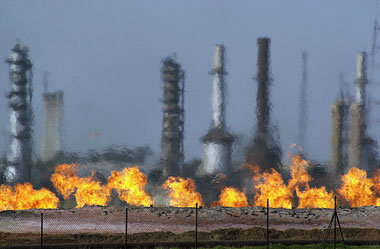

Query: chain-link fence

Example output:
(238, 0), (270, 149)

(0, 200), (379, 248)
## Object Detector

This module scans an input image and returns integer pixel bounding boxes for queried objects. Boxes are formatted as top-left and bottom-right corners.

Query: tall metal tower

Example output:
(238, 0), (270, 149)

(200, 44), (234, 176)
(349, 52), (369, 171)
(4, 43), (34, 184)
(297, 51), (308, 151)
(161, 57), (185, 177)
(41, 90), (64, 161)
(246, 37), (282, 172)
(331, 94), (348, 176)
(370, 2), (380, 82)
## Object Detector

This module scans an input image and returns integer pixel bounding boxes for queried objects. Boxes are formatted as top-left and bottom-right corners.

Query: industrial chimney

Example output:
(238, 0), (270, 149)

(200, 45), (234, 176)
(297, 51), (308, 151)
(349, 52), (369, 171)
(41, 90), (64, 161)
(161, 57), (185, 177)
(246, 37), (282, 172)
(3, 43), (34, 184)
(330, 94), (348, 176)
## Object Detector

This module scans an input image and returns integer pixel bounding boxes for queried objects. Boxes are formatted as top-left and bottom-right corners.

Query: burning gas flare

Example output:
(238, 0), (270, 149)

(51, 164), (111, 207)
(212, 187), (248, 207)
(0, 183), (59, 211)
(162, 177), (203, 207)
(373, 169), (380, 195)
(288, 154), (311, 190)
(254, 168), (293, 208)
(0, 148), (379, 212)
(296, 186), (334, 209)
(52, 164), (153, 207)
(107, 166), (152, 206)
(252, 154), (334, 208)
(289, 155), (334, 208)
(338, 167), (379, 207)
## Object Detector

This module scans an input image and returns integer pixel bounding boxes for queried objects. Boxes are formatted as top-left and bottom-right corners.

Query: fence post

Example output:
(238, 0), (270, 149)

(334, 196), (337, 249)
(40, 212), (43, 249)
(266, 199), (269, 249)
(195, 202), (198, 249)
(125, 207), (128, 249)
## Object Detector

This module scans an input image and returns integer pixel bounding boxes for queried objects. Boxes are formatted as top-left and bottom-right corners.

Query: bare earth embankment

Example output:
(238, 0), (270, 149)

(0, 205), (379, 245)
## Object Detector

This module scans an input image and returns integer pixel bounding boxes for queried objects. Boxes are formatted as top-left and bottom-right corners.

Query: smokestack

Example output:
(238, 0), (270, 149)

(349, 52), (369, 171)
(297, 51), (308, 151)
(256, 38), (271, 141)
(211, 45), (226, 128)
(200, 44), (234, 176)
(161, 57), (185, 177)
(41, 90), (64, 161)
(330, 95), (348, 176)
(355, 52), (367, 106)
(3, 43), (34, 184)
(246, 37), (282, 172)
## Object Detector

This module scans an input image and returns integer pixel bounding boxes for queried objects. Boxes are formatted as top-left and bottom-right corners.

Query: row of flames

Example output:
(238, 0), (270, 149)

(0, 155), (379, 211)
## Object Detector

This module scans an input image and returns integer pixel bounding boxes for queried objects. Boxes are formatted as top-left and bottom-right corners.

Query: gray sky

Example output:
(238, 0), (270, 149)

(0, 0), (378, 163)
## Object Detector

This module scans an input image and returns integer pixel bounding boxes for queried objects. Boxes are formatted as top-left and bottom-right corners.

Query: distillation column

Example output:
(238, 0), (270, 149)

(4, 43), (33, 184)
(161, 57), (185, 177)
(201, 45), (234, 175)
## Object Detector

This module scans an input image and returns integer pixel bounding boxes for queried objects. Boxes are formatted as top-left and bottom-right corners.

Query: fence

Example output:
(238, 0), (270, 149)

(0, 198), (379, 249)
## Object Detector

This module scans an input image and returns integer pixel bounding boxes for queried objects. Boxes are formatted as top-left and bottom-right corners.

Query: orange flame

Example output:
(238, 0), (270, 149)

(107, 166), (152, 206)
(289, 155), (334, 208)
(0, 147), (378, 211)
(254, 169), (293, 208)
(296, 186), (334, 208)
(212, 187), (248, 207)
(252, 154), (335, 208)
(162, 177), (203, 207)
(50, 164), (79, 199)
(0, 183), (59, 211)
(338, 167), (379, 207)
(373, 169), (380, 195)
(288, 154), (311, 190)
(51, 164), (111, 207)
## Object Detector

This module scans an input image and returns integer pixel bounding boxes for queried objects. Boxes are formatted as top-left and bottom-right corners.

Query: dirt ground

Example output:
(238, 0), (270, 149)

(0, 205), (379, 245)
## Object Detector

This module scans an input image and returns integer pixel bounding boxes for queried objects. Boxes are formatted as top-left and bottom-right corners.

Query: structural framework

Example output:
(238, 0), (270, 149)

(4, 43), (34, 184)
(161, 57), (185, 177)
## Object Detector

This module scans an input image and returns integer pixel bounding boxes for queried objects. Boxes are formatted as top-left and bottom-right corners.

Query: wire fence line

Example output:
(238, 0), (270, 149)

(0, 199), (378, 249)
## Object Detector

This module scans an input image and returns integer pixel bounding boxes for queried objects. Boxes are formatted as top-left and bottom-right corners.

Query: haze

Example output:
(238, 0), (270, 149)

(0, 0), (377, 164)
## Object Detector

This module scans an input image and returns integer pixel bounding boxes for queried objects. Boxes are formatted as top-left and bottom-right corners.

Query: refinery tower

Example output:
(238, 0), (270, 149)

(200, 45), (234, 175)
(3, 43), (34, 184)
(40, 85), (64, 161)
(160, 57), (185, 177)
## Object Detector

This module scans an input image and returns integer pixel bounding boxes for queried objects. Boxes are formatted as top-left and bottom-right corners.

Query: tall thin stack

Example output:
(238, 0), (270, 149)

(4, 43), (33, 184)
(246, 37), (282, 172)
(330, 94), (348, 175)
(349, 52), (368, 171)
(161, 57), (185, 177)
(41, 90), (64, 161)
(200, 44), (234, 175)
(298, 51), (308, 151)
